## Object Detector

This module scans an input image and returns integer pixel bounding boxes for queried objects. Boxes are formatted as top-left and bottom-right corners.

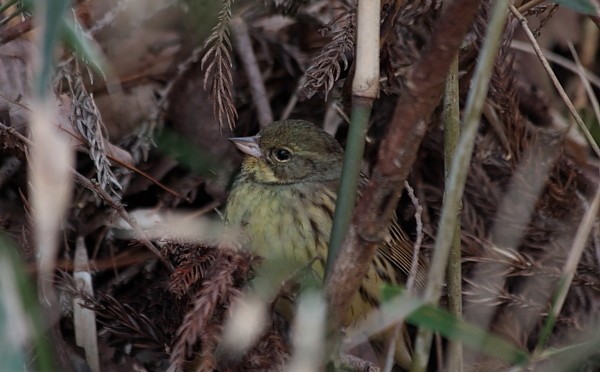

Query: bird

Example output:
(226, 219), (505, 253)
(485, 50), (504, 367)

(224, 119), (425, 368)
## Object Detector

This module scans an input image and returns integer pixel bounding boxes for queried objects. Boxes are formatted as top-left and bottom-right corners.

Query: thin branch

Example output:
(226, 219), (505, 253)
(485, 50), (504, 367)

(231, 16), (273, 127)
(517, 0), (546, 14)
(148, 45), (203, 123)
(72, 172), (172, 270)
(405, 181), (424, 294)
(280, 76), (305, 120)
(0, 18), (33, 44)
(384, 181), (424, 372)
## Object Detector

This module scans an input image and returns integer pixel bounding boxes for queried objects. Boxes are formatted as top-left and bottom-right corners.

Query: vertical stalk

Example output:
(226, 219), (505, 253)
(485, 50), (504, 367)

(411, 1), (510, 370)
(444, 55), (463, 371)
(326, 0), (381, 277)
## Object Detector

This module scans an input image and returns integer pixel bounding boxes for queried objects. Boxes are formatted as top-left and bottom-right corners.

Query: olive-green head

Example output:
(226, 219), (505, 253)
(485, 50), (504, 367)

(230, 120), (344, 184)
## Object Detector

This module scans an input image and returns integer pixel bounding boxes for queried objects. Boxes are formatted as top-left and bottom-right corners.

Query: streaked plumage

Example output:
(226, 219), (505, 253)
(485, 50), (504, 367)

(225, 119), (425, 368)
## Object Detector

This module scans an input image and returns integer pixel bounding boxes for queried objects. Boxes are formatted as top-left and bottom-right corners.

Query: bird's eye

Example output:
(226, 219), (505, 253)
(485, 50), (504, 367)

(273, 148), (291, 162)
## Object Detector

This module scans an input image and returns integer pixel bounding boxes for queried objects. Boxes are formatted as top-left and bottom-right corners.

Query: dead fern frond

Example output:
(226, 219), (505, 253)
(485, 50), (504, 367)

(197, 323), (221, 371)
(59, 273), (169, 352)
(95, 293), (168, 350)
(237, 329), (289, 370)
(168, 248), (253, 371)
(463, 279), (548, 313)
(459, 1), (490, 81)
(301, 9), (355, 100)
(164, 242), (219, 297)
(59, 61), (122, 199)
(381, 2), (438, 95)
(201, 0), (237, 130)
(487, 21), (529, 161)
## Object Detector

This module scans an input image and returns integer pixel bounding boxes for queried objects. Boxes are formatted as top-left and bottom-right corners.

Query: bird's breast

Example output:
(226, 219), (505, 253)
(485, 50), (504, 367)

(225, 180), (337, 276)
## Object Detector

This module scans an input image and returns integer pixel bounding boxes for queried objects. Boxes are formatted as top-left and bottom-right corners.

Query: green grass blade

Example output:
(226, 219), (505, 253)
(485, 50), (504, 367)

(33, 0), (70, 97)
(0, 235), (54, 370)
(380, 286), (529, 365)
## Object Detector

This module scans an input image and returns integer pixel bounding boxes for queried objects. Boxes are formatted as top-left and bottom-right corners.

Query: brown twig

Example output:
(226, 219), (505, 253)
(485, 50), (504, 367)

(325, 0), (481, 325)
(517, 0), (546, 14)
(106, 154), (186, 200)
(0, 18), (33, 45)
(72, 172), (172, 270)
(0, 121), (171, 269)
(231, 16), (273, 127)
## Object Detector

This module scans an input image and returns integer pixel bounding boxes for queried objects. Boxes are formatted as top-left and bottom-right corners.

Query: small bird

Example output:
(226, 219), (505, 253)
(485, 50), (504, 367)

(225, 119), (424, 368)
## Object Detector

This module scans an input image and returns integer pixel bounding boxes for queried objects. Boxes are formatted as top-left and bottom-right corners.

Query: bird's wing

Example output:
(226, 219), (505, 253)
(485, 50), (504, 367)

(377, 216), (429, 294)
(357, 173), (428, 293)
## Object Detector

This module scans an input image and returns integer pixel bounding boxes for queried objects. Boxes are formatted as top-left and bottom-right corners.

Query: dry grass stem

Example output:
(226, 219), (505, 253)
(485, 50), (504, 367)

(517, 0), (546, 14)
(72, 237), (99, 372)
(231, 16), (273, 127)
(352, 0), (381, 99)
(414, 0), (510, 369)
(567, 42), (600, 124)
(29, 101), (74, 301)
(286, 292), (327, 372)
(509, 5), (600, 158)
(510, 41), (600, 90)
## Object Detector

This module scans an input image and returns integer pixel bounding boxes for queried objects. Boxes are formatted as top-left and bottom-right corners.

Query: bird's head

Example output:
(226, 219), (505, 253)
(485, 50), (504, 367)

(230, 120), (343, 185)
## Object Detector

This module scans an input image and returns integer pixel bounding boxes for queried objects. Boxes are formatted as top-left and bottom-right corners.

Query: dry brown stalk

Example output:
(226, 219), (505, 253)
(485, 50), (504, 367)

(0, 18), (33, 45)
(325, 0), (482, 325)
(231, 16), (273, 127)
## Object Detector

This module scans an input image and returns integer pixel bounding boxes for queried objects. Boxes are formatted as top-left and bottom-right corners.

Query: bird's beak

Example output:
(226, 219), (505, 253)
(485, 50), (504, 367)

(229, 135), (262, 158)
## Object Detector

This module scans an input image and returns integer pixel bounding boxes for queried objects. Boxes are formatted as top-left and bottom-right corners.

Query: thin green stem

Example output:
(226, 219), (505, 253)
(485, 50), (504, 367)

(444, 54), (463, 372)
(325, 101), (371, 277)
(325, 0), (380, 278)
(411, 1), (510, 371)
